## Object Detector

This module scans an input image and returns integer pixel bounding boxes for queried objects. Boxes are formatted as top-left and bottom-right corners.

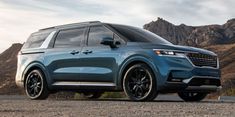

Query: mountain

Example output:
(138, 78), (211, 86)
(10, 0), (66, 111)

(144, 18), (235, 47)
(0, 43), (23, 94)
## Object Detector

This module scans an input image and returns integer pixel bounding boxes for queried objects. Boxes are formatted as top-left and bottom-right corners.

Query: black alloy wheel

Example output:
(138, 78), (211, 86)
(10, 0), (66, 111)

(123, 63), (158, 101)
(25, 69), (49, 100)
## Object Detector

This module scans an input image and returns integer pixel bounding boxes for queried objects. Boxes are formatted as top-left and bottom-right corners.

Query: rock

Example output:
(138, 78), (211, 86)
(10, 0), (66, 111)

(144, 18), (235, 47)
(0, 43), (23, 94)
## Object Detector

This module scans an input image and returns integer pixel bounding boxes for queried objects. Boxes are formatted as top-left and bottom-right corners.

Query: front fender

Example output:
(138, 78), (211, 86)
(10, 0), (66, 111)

(116, 55), (160, 90)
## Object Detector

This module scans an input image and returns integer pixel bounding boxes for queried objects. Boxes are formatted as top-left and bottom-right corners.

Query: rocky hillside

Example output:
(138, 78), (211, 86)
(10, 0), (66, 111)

(0, 43), (23, 94)
(144, 18), (235, 47)
(205, 44), (235, 94)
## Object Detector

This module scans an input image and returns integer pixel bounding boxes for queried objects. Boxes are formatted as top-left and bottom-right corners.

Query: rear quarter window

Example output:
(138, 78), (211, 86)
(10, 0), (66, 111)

(23, 32), (50, 49)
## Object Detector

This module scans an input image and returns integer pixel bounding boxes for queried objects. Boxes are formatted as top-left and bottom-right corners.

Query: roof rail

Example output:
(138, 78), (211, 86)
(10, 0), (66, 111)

(39, 27), (55, 31)
(39, 21), (101, 31)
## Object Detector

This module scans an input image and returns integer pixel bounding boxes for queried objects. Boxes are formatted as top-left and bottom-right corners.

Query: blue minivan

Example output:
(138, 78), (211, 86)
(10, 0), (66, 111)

(16, 21), (221, 101)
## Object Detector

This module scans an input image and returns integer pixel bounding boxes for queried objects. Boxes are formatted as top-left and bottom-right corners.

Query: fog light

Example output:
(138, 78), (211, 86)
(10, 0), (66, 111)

(171, 79), (182, 82)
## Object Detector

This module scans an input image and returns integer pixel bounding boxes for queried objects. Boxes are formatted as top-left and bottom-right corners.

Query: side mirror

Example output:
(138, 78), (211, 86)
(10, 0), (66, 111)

(101, 37), (113, 45)
(100, 37), (117, 48)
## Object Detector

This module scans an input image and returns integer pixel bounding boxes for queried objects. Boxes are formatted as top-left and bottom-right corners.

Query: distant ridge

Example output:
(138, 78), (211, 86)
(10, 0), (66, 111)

(144, 17), (235, 47)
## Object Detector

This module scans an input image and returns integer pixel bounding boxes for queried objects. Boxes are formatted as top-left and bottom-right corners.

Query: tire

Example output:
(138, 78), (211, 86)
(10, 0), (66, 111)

(123, 63), (158, 101)
(178, 92), (207, 102)
(25, 69), (49, 100)
(81, 92), (103, 99)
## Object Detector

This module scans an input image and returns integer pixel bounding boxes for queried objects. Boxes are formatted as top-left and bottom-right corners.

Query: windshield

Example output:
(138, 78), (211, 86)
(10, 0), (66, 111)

(109, 24), (172, 45)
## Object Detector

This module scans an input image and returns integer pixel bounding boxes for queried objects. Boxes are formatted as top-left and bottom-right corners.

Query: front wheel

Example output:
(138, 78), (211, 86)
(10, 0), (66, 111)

(178, 92), (207, 102)
(25, 69), (49, 100)
(123, 63), (158, 101)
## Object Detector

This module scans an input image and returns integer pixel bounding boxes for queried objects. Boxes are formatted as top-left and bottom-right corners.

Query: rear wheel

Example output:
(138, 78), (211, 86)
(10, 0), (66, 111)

(81, 92), (103, 99)
(178, 92), (207, 102)
(25, 69), (49, 100)
(123, 63), (158, 101)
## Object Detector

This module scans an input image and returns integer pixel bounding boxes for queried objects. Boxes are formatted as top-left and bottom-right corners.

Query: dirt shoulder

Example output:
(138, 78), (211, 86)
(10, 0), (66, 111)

(0, 95), (234, 117)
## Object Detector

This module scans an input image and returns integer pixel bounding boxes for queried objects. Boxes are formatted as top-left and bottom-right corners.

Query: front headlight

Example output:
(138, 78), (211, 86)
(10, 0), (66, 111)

(153, 49), (185, 57)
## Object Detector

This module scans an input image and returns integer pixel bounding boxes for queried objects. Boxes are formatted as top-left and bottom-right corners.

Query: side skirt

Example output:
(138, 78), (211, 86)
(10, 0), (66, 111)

(51, 81), (118, 91)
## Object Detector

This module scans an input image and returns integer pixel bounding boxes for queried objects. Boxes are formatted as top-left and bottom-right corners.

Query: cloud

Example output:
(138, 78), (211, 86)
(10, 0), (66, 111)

(0, 0), (235, 52)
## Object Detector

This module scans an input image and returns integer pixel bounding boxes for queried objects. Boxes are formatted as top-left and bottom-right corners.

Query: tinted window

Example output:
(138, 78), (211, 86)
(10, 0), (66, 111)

(88, 26), (113, 46)
(54, 28), (85, 48)
(109, 24), (172, 45)
(23, 32), (50, 49)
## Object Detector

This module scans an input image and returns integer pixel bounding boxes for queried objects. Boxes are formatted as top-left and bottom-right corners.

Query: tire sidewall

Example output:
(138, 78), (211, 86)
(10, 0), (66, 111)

(25, 69), (45, 99)
(123, 63), (157, 101)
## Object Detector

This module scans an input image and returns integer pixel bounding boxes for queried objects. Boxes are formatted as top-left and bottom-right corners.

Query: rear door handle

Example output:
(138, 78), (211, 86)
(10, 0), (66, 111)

(82, 50), (93, 54)
(70, 50), (79, 55)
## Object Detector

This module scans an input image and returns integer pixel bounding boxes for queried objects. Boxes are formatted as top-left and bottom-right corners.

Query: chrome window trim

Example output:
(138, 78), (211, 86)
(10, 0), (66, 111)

(40, 31), (56, 48)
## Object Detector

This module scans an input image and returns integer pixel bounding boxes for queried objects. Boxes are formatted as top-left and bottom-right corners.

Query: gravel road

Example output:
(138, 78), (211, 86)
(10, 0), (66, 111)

(0, 95), (235, 117)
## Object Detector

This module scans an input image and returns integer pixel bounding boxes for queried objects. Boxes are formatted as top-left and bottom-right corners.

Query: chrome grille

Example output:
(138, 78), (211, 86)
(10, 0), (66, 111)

(186, 53), (218, 68)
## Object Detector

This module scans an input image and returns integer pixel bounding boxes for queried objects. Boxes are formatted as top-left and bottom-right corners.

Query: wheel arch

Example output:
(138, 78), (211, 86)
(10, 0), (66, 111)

(117, 55), (159, 90)
(22, 62), (52, 89)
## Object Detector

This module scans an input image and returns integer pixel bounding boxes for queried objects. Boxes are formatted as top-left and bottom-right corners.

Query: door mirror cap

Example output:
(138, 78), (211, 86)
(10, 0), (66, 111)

(100, 37), (117, 48)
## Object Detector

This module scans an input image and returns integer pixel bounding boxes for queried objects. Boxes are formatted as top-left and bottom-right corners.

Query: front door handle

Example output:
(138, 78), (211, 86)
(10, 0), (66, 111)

(70, 50), (79, 55)
(82, 50), (93, 54)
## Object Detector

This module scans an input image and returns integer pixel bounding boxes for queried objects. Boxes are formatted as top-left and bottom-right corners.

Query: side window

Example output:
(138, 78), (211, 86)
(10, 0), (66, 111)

(88, 26), (113, 46)
(54, 28), (85, 48)
(23, 32), (50, 49)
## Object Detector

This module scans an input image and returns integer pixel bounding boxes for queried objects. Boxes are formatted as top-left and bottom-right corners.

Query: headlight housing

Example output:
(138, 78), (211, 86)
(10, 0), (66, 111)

(153, 49), (185, 57)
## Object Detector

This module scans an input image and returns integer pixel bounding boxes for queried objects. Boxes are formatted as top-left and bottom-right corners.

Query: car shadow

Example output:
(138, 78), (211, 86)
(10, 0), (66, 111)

(52, 98), (234, 103)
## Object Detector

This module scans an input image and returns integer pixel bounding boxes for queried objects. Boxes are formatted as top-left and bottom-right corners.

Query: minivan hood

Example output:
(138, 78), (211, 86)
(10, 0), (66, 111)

(139, 43), (217, 56)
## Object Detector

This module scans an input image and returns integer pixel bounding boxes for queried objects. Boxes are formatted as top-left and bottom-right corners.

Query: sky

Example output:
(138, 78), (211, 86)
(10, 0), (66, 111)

(0, 0), (235, 53)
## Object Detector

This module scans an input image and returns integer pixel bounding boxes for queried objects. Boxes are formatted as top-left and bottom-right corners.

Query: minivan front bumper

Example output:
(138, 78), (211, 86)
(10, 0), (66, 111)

(161, 75), (222, 93)
(152, 51), (221, 93)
